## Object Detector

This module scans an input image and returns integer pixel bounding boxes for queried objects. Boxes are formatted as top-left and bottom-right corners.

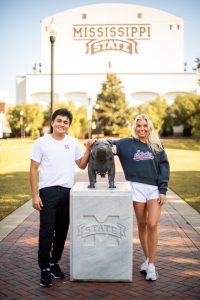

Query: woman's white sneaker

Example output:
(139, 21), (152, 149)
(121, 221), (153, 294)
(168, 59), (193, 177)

(140, 258), (149, 273)
(146, 264), (159, 281)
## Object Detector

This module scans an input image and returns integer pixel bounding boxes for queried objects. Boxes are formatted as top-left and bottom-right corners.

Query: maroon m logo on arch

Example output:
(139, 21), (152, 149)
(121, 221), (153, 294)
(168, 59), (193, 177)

(77, 215), (126, 246)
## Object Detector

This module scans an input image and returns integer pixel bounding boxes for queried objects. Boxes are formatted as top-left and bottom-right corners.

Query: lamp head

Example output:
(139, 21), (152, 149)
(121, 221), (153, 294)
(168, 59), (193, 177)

(47, 18), (57, 42)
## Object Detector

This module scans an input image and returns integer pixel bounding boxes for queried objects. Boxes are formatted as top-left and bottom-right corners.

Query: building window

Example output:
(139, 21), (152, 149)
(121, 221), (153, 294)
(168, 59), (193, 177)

(137, 13), (142, 19)
(169, 24), (172, 30)
(82, 13), (87, 19)
(177, 24), (180, 30)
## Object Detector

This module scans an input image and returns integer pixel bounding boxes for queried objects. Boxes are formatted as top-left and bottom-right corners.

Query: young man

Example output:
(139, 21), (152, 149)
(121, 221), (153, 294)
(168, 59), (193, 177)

(30, 108), (93, 287)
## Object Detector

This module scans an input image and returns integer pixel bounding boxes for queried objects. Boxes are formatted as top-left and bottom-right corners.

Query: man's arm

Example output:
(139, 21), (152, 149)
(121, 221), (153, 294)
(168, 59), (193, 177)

(75, 140), (94, 170)
(30, 160), (43, 211)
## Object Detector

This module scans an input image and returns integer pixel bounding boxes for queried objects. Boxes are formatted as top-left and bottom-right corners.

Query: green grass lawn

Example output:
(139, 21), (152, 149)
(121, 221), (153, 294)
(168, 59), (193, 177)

(163, 139), (200, 213)
(162, 138), (200, 151)
(0, 138), (200, 220)
(0, 138), (33, 220)
(169, 171), (200, 213)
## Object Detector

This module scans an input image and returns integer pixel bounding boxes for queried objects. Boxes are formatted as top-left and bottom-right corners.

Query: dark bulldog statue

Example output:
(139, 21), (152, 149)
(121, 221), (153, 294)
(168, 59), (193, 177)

(88, 139), (116, 189)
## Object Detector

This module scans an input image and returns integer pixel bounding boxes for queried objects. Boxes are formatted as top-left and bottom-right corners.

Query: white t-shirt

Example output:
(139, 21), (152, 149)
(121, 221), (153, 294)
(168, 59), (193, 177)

(30, 134), (84, 189)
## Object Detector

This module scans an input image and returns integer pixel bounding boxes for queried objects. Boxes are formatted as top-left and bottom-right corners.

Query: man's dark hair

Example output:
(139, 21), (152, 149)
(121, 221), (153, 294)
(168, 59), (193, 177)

(51, 108), (73, 125)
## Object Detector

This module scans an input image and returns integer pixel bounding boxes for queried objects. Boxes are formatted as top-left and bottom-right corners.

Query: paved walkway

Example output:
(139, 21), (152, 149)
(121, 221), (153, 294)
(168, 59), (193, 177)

(0, 167), (200, 299)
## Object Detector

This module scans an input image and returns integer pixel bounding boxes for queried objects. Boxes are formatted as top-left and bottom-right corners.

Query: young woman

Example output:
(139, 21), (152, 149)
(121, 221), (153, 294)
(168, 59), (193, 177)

(113, 114), (170, 281)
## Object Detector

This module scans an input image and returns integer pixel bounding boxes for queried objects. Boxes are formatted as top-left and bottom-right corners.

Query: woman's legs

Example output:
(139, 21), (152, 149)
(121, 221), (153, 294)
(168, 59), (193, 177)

(146, 199), (162, 264)
(133, 202), (148, 259)
(133, 199), (162, 263)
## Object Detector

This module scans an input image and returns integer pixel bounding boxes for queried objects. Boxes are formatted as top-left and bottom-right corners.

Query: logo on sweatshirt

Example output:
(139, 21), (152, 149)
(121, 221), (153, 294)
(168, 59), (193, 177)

(133, 150), (154, 161)
(64, 144), (69, 149)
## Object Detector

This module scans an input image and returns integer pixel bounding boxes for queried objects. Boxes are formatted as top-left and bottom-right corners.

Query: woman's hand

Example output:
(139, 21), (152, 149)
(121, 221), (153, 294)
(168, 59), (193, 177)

(158, 194), (166, 205)
(112, 145), (117, 154)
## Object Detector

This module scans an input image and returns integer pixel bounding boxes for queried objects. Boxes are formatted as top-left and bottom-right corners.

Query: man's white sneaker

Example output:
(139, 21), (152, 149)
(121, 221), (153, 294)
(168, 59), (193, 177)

(140, 258), (149, 273)
(146, 264), (159, 281)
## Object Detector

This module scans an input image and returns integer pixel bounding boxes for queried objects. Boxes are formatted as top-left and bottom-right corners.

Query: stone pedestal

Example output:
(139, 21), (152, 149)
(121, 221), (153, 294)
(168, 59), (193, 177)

(70, 182), (133, 282)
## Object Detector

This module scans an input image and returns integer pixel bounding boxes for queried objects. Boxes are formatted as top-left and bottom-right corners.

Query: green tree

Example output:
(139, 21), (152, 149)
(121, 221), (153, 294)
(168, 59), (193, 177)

(68, 103), (88, 138)
(194, 57), (200, 70)
(7, 103), (44, 138)
(161, 105), (174, 136)
(170, 93), (200, 137)
(195, 57), (200, 86)
(93, 73), (129, 136)
(188, 96), (200, 138)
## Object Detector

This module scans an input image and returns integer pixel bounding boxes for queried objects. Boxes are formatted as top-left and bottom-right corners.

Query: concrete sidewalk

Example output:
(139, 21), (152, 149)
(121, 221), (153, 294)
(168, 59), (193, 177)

(0, 170), (200, 299)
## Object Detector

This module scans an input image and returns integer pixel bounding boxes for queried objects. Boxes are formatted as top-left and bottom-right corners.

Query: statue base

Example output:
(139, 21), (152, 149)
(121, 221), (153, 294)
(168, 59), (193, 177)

(70, 182), (133, 282)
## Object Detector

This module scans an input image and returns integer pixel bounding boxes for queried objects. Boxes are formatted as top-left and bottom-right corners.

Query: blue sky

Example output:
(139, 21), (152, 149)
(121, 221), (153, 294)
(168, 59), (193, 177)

(1, 0), (200, 103)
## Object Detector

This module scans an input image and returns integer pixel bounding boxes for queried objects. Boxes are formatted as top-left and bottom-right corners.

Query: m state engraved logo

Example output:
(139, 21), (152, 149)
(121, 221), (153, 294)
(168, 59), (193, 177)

(73, 23), (151, 55)
(77, 215), (127, 246)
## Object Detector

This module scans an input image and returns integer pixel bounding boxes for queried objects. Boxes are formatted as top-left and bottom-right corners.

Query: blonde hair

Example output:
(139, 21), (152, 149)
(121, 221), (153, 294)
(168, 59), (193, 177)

(132, 114), (164, 153)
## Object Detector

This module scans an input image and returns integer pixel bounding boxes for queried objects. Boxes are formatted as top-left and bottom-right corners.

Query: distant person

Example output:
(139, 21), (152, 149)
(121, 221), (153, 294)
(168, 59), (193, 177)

(112, 114), (170, 281)
(30, 108), (93, 287)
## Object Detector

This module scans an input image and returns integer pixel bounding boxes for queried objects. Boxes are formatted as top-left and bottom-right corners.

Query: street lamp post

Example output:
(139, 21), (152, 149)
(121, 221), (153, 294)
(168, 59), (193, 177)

(87, 97), (93, 139)
(20, 110), (24, 140)
(47, 18), (57, 132)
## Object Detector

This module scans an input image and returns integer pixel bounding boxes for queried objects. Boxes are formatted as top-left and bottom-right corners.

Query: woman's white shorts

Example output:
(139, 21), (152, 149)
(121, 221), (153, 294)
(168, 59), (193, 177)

(129, 182), (159, 203)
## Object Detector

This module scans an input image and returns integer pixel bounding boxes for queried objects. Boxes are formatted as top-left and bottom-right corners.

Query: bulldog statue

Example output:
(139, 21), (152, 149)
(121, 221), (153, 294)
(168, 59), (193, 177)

(88, 139), (116, 188)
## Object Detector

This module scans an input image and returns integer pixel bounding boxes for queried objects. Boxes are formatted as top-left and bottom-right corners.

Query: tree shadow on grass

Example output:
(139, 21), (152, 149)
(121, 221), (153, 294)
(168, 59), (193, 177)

(169, 171), (200, 213)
